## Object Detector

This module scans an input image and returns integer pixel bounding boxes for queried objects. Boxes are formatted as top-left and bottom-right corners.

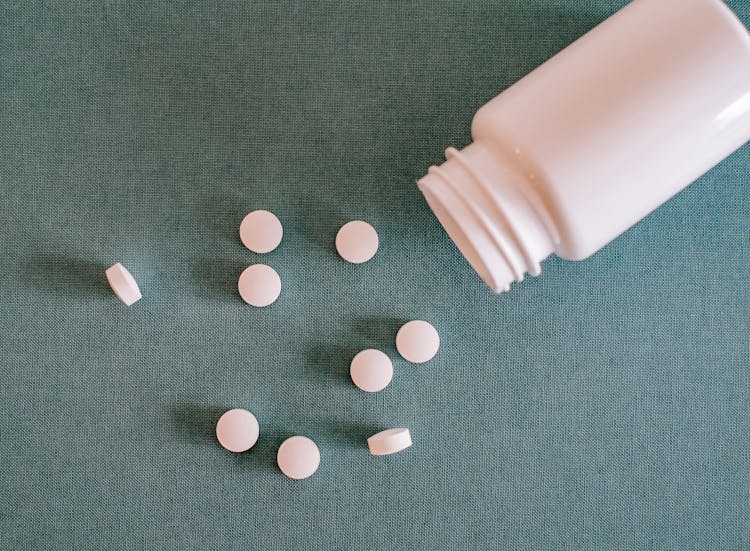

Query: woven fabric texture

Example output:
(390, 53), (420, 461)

(1, 1), (748, 549)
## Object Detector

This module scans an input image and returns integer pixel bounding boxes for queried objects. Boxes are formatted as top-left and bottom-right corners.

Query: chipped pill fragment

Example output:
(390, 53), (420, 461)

(105, 263), (142, 306)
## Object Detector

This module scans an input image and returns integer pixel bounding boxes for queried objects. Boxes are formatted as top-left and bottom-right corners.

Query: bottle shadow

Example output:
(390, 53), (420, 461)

(100, 2), (609, 304)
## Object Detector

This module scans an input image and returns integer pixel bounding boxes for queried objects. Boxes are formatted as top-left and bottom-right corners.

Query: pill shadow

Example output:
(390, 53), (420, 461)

(191, 259), (246, 300)
(313, 420), (385, 450)
(23, 254), (111, 297)
(306, 342), (360, 385)
(170, 404), (287, 473)
(236, 428), (290, 473)
(292, 197), (349, 254)
(351, 316), (409, 353)
(235, 423), (381, 472)
(190, 192), (249, 243)
(169, 403), (226, 445)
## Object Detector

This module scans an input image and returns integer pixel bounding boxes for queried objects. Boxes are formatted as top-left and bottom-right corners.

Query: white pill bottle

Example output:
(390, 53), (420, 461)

(418, 0), (750, 292)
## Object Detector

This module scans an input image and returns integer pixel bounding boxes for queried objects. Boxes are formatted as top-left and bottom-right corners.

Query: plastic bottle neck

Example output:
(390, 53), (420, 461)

(417, 142), (559, 293)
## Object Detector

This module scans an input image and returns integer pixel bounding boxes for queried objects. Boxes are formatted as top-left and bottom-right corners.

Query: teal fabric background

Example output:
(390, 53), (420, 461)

(1, 1), (749, 549)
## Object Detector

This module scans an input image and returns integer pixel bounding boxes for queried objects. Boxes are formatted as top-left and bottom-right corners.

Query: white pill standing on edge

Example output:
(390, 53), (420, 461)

(350, 349), (393, 392)
(277, 436), (320, 480)
(335, 220), (379, 264)
(396, 320), (440, 363)
(105, 263), (142, 306)
(367, 428), (413, 456)
(238, 264), (281, 307)
(216, 408), (260, 453)
(239, 210), (283, 253)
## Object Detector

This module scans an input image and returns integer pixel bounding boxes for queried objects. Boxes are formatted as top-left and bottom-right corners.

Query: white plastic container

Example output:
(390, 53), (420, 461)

(418, 0), (750, 292)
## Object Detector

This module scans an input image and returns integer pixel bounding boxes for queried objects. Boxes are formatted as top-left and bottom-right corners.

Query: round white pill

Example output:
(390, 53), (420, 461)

(238, 264), (281, 307)
(396, 320), (440, 363)
(239, 210), (283, 253)
(277, 436), (320, 480)
(367, 428), (413, 456)
(350, 349), (393, 392)
(335, 220), (379, 264)
(215, 408), (259, 453)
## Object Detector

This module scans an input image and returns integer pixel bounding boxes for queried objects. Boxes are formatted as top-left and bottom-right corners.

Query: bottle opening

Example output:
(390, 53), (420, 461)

(418, 143), (555, 293)
(419, 182), (500, 292)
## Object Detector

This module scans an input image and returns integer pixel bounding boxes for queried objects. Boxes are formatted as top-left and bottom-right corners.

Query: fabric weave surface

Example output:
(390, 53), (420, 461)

(1, 1), (748, 549)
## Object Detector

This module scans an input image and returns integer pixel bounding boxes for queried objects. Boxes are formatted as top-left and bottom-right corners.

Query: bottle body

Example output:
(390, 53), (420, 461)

(418, 0), (750, 292)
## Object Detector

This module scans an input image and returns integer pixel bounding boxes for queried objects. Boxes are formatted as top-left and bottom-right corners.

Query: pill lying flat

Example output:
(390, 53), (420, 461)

(105, 263), (142, 306)
(277, 436), (320, 480)
(335, 220), (378, 264)
(238, 264), (281, 307)
(239, 210), (283, 253)
(367, 428), (412, 456)
(350, 349), (393, 392)
(216, 408), (260, 453)
(396, 320), (440, 363)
